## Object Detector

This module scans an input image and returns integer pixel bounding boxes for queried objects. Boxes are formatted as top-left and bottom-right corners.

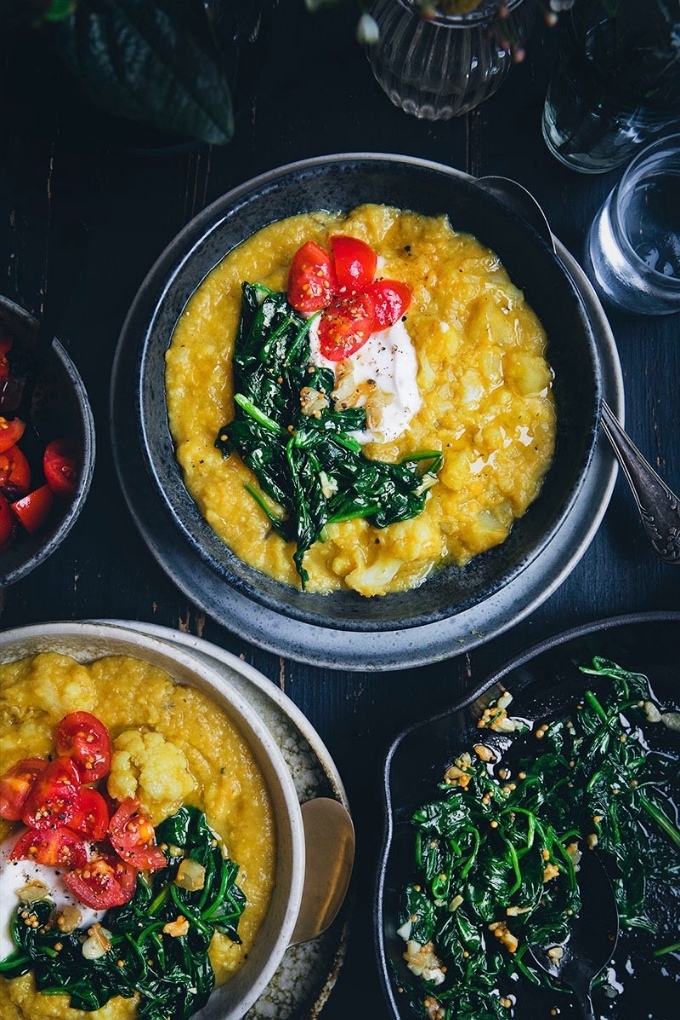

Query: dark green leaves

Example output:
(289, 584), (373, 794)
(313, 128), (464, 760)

(1, 807), (245, 1019)
(215, 282), (442, 587)
(49, 0), (235, 145)
(397, 659), (680, 1017)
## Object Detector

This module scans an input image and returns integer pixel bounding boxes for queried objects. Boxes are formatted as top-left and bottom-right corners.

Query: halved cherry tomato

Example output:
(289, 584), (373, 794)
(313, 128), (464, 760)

(22, 756), (81, 830)
(55, 711), (112, 782)
(0, 491), (15, 550)
(0, 417), (26, 455)
(108, 798), (167, 870)
(10, 825), (90, 868)
(317, 291), (376, 361)
(0, 444), (31, 498)
(63, 854), (138, 909)
(287, 241), (337, 313)
(12, 484), (53, 533)
(67, 788), (110, 841)
(366, 279), (412, 330)
(0, 334), (12, 384)
(0, 757), (48, 820)
(43, 438), (79, 499)
(330, 235), (377, 292)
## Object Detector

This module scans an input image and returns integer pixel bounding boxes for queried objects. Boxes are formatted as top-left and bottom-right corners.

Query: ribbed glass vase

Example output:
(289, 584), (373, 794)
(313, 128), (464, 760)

(366, 0), (536, 121)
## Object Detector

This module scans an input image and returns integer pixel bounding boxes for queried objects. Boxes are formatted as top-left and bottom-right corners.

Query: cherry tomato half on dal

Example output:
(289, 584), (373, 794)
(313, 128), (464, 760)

(317, 291), (377, 362)
(330, 235), (377, 292)
(10, 825), (90, 868)
(366, 279), (412, 329)
(21, 755), (82, 830)
(109, 797), (167, 870)
(287, 241), (337, 313)
(0, 757), (48, 820)
(67, 787), (110, 842)
(55, 711), (112, 782)
(63, 854), (138, 909)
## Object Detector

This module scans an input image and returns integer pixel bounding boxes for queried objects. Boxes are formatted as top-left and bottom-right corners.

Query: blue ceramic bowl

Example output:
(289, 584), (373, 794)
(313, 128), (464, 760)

(0, 296), (95, 587)
(125, 154), (601, 632)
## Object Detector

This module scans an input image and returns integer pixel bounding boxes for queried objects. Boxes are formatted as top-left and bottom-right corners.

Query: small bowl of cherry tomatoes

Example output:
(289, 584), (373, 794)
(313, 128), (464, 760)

(0, 295), (95, 587)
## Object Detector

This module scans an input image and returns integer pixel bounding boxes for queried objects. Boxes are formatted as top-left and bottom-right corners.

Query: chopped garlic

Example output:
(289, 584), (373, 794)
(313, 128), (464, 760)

(403, 939), (446, 985)
(163, 915), (190, 938)
(82, 924), (112, 960)
(16, 881), (50, 904)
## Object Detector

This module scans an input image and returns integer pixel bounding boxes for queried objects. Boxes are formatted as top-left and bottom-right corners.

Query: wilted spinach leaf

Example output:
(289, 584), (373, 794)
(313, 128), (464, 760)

(215, 282), (442, 587)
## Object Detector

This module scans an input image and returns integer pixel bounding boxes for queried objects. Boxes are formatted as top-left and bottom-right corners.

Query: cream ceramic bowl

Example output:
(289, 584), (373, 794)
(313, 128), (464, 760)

(0, 620), (305, 1020)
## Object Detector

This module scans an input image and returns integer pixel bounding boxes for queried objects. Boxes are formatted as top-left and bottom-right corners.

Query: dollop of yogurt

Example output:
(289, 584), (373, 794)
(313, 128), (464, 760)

(0, 830), (105, 961)
(308, 316), (421, 444)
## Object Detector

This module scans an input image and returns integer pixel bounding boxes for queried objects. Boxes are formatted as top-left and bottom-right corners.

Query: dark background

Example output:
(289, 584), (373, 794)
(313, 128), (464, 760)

(1, 2), (679, 1018)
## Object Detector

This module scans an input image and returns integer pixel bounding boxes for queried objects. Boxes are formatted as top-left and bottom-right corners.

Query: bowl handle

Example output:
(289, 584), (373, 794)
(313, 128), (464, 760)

(288, 798), (355, 947)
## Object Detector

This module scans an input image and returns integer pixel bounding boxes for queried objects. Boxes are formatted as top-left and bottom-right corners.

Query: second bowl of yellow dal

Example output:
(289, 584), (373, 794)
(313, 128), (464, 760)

(0, 620), (306, 1020)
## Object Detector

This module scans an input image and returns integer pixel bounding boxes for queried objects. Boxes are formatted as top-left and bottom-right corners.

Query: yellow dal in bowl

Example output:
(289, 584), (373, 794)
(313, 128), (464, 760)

(166, 204), (556, 597)
(0, 653), (275, 1020)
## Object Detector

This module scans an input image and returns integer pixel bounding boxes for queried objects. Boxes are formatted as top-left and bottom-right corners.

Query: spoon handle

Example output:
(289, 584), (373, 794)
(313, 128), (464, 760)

(572, 985), (597, 1020)
(601, 400), (680, 564)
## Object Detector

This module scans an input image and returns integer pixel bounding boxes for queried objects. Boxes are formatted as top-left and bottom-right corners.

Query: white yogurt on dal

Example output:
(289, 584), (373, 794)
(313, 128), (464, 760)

(0, 830), (105, 961)
(308, 316), (421, 444)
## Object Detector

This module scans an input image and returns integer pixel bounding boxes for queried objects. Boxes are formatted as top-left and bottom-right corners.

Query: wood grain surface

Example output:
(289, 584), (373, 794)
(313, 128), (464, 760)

(1, 4), (679, 1018)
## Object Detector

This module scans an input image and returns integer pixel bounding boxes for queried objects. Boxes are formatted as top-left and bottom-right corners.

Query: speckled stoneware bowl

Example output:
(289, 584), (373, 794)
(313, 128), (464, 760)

(122, 153), (601, 632)
(0, 296), (95, 587)
(0, 621), (306, 1020)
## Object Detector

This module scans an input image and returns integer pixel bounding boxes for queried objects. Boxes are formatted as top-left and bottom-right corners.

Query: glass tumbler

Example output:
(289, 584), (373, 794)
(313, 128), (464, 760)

(584, 134), (680, 315)
(366, 0), (537, 121)
(542, 0), (680, 174)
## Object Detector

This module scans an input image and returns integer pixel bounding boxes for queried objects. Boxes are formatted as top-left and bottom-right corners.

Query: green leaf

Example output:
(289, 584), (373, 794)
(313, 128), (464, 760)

(45, 1), (76, 22)
(49, 0), (234, 144)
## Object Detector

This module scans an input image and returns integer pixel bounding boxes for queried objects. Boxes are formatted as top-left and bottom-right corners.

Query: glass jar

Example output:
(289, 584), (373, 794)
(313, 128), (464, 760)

(542, 0), (680, 173)
(366, 0), (537, 121)
(584, 133), (680, 314)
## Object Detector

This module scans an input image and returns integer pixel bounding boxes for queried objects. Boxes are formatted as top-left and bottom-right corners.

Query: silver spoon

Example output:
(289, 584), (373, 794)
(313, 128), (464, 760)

(528, 847), (620, 1020)
(476, 176), (680, 565)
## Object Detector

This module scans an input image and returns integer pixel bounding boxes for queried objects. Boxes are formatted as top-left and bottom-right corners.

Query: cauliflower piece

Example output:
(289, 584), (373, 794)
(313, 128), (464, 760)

(107, 729), (196, 822)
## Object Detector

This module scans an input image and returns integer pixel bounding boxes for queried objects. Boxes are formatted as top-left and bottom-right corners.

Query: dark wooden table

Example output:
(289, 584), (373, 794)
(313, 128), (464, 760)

(1, 4), (679, 1019)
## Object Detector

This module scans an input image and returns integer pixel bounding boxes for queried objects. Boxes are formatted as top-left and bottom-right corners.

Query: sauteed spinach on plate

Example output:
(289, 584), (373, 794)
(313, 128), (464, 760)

(394, 658), (680, 1019)
(215, 283), (442, 588)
